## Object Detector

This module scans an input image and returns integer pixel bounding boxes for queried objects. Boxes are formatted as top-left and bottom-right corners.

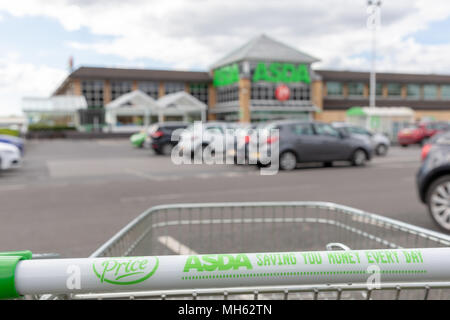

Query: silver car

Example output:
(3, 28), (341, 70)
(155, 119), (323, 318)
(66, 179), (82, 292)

(332, 122), (391, 156)
(249, 120), (373, 171)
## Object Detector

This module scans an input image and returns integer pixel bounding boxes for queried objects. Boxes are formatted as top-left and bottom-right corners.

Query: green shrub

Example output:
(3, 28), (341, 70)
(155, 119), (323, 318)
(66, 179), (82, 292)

(0, 129), (20, 136)
(28, 124), (77, 132)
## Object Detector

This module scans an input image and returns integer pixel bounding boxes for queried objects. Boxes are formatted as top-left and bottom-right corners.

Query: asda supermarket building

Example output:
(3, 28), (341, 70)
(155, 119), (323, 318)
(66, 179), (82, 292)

(53, 34), (450, 127)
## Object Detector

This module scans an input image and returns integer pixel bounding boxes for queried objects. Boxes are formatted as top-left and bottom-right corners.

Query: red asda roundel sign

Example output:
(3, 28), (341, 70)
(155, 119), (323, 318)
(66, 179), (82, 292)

(275, 84), (290, 101)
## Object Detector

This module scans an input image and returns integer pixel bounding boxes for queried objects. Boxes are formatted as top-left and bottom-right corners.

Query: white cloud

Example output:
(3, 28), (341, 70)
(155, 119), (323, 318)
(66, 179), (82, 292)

(0, 54), (67, 116)
(2, 0), (450, 72)
(0, 0), (450, 115)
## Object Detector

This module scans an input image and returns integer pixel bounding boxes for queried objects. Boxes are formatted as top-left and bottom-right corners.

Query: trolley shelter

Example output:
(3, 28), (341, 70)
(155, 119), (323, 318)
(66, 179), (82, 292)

(156, 91), (207, 123)
(105, 90), (160, 133)
(346, 107), (415, 142)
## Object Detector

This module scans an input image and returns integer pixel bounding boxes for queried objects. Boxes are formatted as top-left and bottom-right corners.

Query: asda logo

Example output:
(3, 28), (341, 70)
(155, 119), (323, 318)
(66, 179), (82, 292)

(93, 257), (159, 285)
(253, 62), (311, 84)
(183, 254), (253, 272)
(213, 64), (240, 87)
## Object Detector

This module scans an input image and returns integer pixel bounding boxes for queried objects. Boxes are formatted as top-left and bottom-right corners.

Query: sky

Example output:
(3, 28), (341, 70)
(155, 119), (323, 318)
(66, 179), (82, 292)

(1, 0), (450, 116)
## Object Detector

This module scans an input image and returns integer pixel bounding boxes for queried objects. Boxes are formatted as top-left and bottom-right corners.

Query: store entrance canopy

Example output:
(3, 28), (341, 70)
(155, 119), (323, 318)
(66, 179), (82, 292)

(157, 91), (207, 122)
(105, 90), (159, 112)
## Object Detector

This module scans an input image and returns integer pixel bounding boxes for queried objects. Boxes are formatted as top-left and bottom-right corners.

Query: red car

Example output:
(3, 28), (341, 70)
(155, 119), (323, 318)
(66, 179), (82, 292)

(398, 122), (450, 147)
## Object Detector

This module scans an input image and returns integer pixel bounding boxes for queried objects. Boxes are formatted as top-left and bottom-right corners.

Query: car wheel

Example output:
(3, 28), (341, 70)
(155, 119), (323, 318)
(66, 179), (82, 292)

(426, 175), (450, 232)
(279, 151), (297, 171)
(375, 144), (388, 156)
(324, 162), (333, 167)
(401, 144), (408, 148)
(351, 149), (366, 166)
(161, 143), (173, 156)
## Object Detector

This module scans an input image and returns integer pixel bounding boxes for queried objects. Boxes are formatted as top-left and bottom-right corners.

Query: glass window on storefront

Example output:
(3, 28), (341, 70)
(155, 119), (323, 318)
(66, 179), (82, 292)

(251, 84), (275, 100)
(111, 81), (132, 100)
(387, 83), (402, 97)
(216, 84), (239, 103)
(250, 83), (310, 101)
(290, 85), (310, 100)
(347, 82), (364, 97)
(189, 83), (209, 104)
(441, 85), (450, 100)
(82, 80), (104, 108)
(423, 84), (438, 100)
(138, 81), (159, 99)
(326, 81), (343, 97)
(367, 83), (383, 96)
(406, 84), (421, 99)
(376, 83), (383, 96)
(164, 82), (185, 94)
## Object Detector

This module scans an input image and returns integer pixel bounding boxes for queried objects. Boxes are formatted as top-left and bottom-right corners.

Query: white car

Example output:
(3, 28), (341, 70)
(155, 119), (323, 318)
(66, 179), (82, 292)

(332, 123), (391, 156)
(0, 142), (21, 170)
(177, 122), (237, 157)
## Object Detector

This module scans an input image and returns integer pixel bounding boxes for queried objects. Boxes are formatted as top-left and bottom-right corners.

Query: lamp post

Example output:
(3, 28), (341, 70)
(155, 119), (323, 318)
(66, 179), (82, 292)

(367, 0), (382, 108)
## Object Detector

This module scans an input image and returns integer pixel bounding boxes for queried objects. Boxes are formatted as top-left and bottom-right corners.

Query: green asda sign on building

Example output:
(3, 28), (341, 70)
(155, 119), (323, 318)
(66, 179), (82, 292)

(253, 62), (310, 84)
(213, 62), (311, 87)
(213, 64), (240, 87)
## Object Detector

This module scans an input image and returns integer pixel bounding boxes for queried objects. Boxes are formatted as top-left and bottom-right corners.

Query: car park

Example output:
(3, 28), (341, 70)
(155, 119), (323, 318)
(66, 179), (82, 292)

(249, 120), (373, 171)
(146, 122), (189, 155)
(398, 121), (450, 147)
(332, 122), (390, 156)
(0, 142), (21, 171)
(0, 135), (24, 155)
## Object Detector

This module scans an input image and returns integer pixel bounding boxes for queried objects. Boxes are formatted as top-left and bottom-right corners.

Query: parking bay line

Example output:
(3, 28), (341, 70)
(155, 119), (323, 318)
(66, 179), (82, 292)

(125, 168), (174, 182)
(157, 236), (198, 255)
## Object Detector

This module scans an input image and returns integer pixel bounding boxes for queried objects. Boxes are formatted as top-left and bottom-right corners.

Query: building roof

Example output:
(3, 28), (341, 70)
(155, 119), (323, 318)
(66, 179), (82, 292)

(70, 66), (211, 82)
(22, 96), (88, 113)
(157, 91), (207, 111)
(316, 69), (450, 84)
(211, 34), (320, 70)
(105, 90), (159, 109)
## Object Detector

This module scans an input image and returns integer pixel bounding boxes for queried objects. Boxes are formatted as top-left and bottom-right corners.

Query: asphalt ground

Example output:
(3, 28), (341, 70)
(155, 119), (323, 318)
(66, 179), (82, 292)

(0, 139), (439, 257)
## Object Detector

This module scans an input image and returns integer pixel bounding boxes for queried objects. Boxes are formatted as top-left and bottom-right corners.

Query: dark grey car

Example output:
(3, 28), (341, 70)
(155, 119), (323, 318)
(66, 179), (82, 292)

(250, 120), (373, 171)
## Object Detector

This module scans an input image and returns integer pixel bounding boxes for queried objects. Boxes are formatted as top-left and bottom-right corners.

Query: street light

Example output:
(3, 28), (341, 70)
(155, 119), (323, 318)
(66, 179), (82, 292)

(367, 0), (382, 108)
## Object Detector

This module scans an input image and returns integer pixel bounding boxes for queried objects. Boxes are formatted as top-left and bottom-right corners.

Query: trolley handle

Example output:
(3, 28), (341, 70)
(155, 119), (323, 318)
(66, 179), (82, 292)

(2, 248), (450, 299)
(0, 251), (32, 299)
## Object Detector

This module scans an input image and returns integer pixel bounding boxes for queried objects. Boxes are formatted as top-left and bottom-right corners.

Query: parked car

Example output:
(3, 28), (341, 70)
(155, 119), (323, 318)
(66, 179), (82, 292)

(130, 131), (148, 148)
(146, 122), (189, 155)
(0, 134), (25, 155)
(0, 142), (21, 170)
(177, 122), (236, 158)
(332, 123), (390, 156)
(398, 122), (450, 147)
(226, 123), (256, 164)
(249, 120), (373, 171)
(417, 131), (450, 232)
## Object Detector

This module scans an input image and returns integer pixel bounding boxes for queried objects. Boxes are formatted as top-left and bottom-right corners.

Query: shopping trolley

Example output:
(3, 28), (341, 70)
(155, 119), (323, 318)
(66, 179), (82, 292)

(2, 201), (450, 300)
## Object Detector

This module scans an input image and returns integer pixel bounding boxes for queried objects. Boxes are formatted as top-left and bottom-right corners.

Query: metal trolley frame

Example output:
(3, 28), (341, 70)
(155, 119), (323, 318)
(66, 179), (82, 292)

(4, 202), (450, 300)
